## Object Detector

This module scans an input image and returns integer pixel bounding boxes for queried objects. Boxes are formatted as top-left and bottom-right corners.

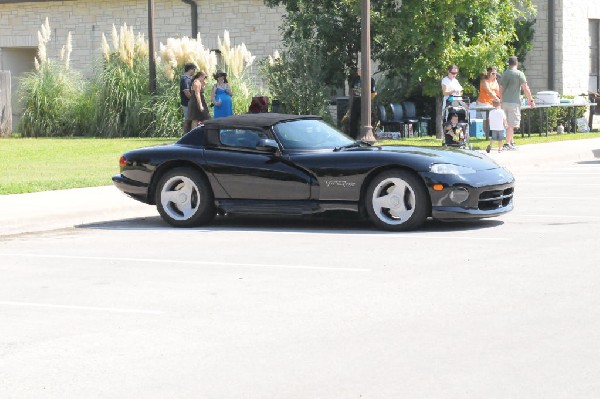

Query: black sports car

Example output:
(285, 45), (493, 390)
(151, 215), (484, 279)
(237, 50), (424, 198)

(113, 113), (514, 231)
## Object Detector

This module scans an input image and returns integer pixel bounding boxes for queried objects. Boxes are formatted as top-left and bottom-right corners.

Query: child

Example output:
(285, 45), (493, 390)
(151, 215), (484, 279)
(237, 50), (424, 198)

(443, 113), (465, 146)
(486, 99), (508, 153)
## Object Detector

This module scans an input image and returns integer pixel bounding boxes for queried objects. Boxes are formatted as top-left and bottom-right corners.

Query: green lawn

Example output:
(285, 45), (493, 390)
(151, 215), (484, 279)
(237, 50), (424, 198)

(0, 137), (173, 194)
(1, 132), (600, 195)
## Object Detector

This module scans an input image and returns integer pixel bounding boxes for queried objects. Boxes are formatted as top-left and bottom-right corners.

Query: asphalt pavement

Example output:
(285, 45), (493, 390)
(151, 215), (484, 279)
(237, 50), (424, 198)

(1, 137), (600, 237)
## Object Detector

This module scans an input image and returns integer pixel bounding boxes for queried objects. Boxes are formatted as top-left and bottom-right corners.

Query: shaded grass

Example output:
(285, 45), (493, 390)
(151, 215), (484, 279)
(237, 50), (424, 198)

(0, 137), (173, 194)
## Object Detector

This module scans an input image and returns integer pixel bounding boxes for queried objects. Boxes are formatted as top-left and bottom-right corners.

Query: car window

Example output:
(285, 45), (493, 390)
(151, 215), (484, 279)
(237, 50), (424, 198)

(219, 129), (267, 149)
(273, 119), (354, 149)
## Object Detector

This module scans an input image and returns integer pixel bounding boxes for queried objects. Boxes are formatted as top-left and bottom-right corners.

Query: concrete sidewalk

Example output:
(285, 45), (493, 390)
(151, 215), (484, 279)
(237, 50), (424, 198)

(1, 137), (599, 237)
(0, 185), (157, 237)
(480, 136), (600, 170)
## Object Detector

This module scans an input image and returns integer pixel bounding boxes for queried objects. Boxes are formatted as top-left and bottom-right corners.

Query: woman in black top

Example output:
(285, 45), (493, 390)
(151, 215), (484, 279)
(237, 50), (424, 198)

(189, 71), (211, 128)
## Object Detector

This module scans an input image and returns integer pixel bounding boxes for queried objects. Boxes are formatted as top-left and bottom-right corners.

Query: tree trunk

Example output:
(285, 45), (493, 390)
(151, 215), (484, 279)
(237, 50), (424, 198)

(435, 93), (443, 139)
(0, 71), (12, 137)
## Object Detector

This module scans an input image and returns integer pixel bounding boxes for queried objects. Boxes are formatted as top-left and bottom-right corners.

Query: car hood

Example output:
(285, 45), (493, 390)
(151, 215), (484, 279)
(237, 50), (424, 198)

(377, 145), (502, 171)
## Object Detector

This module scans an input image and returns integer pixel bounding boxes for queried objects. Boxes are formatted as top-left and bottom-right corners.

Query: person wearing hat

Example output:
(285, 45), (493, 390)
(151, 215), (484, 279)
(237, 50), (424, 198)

(180, 62), (196, 133)
(211, 70), (233, 118)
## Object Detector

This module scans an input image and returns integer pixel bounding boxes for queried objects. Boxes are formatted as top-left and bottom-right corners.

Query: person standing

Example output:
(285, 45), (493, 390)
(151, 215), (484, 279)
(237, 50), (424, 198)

(499, 56), (535, 150)
(188, 71), (211, 128)
(180, 63), (196, 134)
(211, 71), (233, 118)
(348, 68), (377, 139)
(486, 99), (508, 153)
(476, 66), (501, 131)
(476, 66), (500, 109)
(441, 64), (463, 112)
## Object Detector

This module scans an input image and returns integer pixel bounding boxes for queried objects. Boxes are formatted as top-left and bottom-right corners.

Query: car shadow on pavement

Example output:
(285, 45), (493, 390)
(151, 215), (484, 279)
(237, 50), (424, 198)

(78, 212), (504, 234)
(576, 159), (600, 165)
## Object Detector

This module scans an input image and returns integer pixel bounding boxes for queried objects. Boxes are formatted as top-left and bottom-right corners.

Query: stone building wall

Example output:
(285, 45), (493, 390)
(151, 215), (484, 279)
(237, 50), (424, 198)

(560, 0), (590, 95)
(0, 0), (284, 75)
(527, 0), (599, 96)
(0, 0), (284, 129)
(526, 0), (548, 94)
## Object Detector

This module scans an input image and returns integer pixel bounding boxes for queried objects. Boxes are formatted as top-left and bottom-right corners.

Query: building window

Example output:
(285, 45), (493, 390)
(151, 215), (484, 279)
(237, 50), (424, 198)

(590, 20), (599, 92)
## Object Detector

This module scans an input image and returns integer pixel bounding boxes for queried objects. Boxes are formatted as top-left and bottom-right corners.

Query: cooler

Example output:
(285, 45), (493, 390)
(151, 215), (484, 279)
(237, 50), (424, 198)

(535, 91), (560, 105)
(469, 118), (485, 138)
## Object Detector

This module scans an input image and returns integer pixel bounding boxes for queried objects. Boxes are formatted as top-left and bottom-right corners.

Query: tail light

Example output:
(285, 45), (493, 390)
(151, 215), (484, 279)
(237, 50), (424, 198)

(119, 156), (127, 168)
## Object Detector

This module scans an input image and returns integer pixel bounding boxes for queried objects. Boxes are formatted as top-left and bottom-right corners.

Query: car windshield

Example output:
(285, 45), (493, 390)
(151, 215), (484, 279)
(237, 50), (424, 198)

(273, 119), (354, 149)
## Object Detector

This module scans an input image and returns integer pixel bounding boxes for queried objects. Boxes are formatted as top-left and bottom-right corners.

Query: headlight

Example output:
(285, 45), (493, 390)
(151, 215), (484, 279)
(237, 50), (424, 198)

(430, 163), (476, 175)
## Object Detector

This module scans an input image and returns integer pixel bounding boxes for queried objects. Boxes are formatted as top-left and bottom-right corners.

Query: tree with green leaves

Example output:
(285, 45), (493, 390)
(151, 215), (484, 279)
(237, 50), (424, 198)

(264, 0), (362, 87)
(265, 0), (535, 133)
(371, 0), (534, 96)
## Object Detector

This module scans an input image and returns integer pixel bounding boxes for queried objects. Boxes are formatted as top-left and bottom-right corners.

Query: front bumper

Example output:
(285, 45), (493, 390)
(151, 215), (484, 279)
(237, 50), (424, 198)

(420, 168), (515, 220)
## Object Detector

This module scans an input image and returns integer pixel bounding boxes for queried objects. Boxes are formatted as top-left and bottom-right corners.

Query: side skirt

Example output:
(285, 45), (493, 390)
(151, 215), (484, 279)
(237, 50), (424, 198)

(215, 199), (358, 215)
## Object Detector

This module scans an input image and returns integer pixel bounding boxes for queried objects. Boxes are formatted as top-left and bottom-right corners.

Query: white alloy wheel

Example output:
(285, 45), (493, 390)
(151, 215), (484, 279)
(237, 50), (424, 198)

(160, 175), (201, 221)
(365, 170), (429, 231)
(156, 167), (215, 227)
(371, 177), (416, 224)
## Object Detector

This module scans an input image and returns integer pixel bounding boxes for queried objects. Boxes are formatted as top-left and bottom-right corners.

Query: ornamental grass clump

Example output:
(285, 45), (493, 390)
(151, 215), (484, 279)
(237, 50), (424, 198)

(96, 24), (151, 137)
(216, 30), (257, 114)
(158, 34), (217, 81)
(19, 18), (87, 137)
(20, 22), (264, 138)
(158, 31), (259, 115)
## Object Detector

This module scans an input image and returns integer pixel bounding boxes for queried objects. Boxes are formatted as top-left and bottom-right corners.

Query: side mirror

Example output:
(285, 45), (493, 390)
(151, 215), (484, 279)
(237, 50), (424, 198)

(256, 138), (279, 153)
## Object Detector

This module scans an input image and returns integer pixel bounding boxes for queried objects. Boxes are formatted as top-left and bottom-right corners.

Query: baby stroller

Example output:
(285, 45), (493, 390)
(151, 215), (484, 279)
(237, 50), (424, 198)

(442, 96), (471, 149)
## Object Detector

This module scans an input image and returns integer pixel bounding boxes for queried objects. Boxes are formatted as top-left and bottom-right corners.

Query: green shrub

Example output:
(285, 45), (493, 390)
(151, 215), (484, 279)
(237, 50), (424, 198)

(139, 77), (182, 137)
(524, 106), (587, 133)
(260, 42), (332, 123)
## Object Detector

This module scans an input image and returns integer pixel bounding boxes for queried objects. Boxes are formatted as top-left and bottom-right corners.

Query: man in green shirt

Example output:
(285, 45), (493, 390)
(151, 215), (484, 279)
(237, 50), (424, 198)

(499, 56), (535, 150)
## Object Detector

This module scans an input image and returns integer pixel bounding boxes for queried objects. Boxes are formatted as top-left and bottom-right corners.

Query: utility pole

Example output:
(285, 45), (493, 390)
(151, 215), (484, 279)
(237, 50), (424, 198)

(148, 0), (157, 95)
(359, 0), (376, 143)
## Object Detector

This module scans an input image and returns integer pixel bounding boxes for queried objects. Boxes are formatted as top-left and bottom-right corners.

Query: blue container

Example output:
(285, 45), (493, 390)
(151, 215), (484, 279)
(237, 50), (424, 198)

(469, 119), (485, 138)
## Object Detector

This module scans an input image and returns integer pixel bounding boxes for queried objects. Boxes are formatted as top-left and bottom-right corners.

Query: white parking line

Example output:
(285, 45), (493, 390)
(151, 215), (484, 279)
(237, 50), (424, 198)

(207, 231), (511, 240)
(0, 301), (163, 315)
(0, 253), (372, 272)
(518, 196), (600, 200)
(518, 172), (600, 176)
(514, 214), (600, 219)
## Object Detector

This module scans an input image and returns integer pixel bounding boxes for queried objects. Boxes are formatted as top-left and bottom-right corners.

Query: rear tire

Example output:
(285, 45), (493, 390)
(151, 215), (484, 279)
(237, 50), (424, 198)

(155, 167), (216, 227)
(365, 169), (429, 231)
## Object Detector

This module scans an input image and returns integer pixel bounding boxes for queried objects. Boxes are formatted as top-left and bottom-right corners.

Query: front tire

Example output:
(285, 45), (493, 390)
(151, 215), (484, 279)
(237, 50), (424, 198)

(365, 169), (429, 231)
(155, 167), (216, 227)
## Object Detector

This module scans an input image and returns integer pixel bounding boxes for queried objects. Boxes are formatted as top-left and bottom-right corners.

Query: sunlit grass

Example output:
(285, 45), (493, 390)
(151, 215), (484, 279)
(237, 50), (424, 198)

(0, 137), (173, 194)
(378, 131), (600, 150)
(1, 131), (599, 195)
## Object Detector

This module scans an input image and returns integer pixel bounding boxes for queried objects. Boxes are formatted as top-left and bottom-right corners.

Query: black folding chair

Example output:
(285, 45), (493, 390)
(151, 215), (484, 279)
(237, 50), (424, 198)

(377, 104), (404, 137)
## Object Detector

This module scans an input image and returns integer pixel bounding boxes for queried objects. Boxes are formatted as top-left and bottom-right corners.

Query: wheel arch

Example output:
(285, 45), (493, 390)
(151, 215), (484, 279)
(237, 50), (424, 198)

(358, 165), (432, 218)
(148, 161), (210, 205)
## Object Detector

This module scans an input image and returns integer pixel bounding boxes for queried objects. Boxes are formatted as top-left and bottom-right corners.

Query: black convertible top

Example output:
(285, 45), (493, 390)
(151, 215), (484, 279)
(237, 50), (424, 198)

(203, 113), (321, 130)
